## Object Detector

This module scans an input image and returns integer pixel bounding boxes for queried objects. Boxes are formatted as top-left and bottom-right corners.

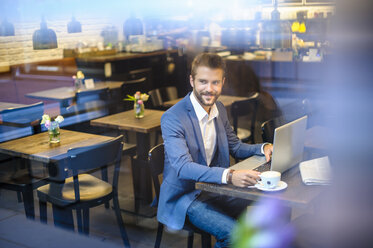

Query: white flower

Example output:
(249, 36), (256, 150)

(55, 115), (64, 124)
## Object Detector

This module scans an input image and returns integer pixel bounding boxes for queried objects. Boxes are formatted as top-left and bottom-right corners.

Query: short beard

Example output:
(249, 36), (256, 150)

(193, 88), (218, 107)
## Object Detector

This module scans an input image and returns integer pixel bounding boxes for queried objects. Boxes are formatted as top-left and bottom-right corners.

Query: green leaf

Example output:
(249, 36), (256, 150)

(123, 95), (135, 101)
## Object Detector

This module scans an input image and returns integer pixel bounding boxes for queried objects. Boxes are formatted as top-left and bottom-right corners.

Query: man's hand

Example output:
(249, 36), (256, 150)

(231, 170), (260, 187)
(263, 143), (273, 162)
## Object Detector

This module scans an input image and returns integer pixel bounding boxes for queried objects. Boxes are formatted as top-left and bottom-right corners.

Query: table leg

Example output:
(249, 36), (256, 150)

(133, 132), (153, 205)
(21, 185), (35, 220)
(119, 132), (156, 218)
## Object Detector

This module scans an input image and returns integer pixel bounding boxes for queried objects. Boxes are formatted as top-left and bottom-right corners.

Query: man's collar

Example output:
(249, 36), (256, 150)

(190, 91), (219, 121)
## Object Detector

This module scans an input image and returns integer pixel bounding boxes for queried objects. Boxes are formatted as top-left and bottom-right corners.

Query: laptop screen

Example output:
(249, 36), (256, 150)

(271, 115), (308, 173)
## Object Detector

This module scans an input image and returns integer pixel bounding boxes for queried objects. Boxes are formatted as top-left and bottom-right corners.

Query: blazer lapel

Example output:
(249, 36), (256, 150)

(215, 112), (229, 166)
(185, 94), (207, 166)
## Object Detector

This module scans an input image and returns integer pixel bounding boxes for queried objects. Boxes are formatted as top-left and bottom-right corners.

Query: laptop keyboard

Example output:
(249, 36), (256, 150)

(253, 160), (271, 172)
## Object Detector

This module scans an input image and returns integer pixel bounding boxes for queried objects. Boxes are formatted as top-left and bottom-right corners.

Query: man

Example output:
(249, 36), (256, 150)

(158, 53), (273, 247)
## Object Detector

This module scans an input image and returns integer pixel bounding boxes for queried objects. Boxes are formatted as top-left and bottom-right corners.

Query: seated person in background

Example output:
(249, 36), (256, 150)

(158, 53), (273, 248)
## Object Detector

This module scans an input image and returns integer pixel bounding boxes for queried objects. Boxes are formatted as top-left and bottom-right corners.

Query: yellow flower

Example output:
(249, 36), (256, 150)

(141, 93), (149, 101)
(40, 114), (50, 124)
(77, 71), (85, 79)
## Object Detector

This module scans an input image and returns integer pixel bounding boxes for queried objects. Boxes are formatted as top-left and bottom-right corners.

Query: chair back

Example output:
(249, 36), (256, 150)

(148, 88), (163, 108)
(1, 102), (44, 128)
(261, 116), (286, 143)
(65, 135), (124, 201)
(231, 92), (259, 142)
(124, 68), (152, 95)
(121, 68), (151, 111)
(256, 90), (282, 124)
(148, 86), (178, 109)
(223, 59), (261, 96)
(67, 135), (123, 172)
(148, 143), (164, 199)
(164, 86), (178, 101)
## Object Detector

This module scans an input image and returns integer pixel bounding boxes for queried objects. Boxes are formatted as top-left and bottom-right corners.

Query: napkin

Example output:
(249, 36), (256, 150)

(299, 156), (332, 185)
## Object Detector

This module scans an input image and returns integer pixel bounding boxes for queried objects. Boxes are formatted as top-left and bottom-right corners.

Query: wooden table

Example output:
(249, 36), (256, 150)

(0, 130), (114, 218)
(90, 109), (164, 217)
(196, 156), (325, 210)
(163, 95), (249, 108)
(0, 102), (27, 113)
(0, 101), (28, 123)
(0, 129), (113, 164)
(25, 81), (123, 108)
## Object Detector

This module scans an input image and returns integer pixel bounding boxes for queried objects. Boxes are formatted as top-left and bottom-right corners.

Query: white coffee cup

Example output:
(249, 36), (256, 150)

(259, 171), (281, 189)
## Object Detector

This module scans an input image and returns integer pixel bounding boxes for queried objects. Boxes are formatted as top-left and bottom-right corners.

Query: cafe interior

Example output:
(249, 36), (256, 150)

(0, 0), (372, 247)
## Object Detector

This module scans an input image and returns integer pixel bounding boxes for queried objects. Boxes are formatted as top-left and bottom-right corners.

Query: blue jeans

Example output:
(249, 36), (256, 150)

(186, 192), (251, 248)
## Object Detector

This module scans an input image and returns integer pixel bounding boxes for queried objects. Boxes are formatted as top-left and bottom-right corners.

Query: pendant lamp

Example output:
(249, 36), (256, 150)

(32, 17), (58, 50)
(0, 19), (15, 36)
(123, 16), (143, 40)
(67, 16), (82, 33)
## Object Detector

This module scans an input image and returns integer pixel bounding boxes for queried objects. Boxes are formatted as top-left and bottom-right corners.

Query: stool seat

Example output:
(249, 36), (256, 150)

(37, 174), (112, 203)
(235, 127), (252, 141)
(122, 142), (136, 157)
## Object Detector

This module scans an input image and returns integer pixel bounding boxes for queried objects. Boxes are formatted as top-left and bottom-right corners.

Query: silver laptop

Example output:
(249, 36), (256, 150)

(232, 115), (308, 173)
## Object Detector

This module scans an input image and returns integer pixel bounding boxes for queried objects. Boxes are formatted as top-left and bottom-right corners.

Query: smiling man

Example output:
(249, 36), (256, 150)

(158, 53), (273, 247)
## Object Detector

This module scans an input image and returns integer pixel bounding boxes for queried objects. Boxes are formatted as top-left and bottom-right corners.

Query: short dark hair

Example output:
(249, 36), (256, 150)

(191, 53), (226, 80)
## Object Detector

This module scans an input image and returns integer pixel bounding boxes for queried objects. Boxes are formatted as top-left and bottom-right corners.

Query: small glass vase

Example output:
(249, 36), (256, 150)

(134, 102), (145, 119)
(48, 123), (60, 144)
(74, 78), (84, 91)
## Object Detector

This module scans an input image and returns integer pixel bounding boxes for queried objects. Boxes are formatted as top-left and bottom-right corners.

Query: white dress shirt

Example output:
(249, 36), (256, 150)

(190, 92), (218, 166)
(190, 92), (267, 184)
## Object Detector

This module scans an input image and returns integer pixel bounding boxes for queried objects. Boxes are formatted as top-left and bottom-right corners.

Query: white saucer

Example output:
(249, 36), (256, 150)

(255, 181), (288, 192)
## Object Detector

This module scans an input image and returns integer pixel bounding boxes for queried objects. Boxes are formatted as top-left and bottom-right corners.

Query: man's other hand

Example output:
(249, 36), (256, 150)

(231, 170), (260, 187)
(264, 143), (273, 162)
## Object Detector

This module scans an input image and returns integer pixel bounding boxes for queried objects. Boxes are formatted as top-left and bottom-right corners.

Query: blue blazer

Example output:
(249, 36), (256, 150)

(158, 93), (263, 230)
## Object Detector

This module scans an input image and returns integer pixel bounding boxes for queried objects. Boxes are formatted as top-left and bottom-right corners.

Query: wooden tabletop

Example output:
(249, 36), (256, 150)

(91, 109), (164, 133)
(0, 102), (28, 113)
(25, 81), (123, 102)
(163, 95), (249, 108)
(76, 50), (177, 63)
(0, 129), (114, 163)
(195, 156), (325, 209)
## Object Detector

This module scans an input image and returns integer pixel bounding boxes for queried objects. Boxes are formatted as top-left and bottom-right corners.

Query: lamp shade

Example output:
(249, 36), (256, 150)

(67, 16), (82, 33)
(123, 17), (143, 40)
(32, 18), (57, 50)
(0, 19), (15, 36)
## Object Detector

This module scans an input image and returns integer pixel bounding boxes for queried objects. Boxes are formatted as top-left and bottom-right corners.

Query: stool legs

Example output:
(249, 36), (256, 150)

(154, 222), (164, 248)
(113, 193), (131, 248)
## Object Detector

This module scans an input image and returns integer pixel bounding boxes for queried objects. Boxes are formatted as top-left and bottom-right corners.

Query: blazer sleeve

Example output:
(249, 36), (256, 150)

(218, 102), (264, 159)
(161, 111), (225, 184)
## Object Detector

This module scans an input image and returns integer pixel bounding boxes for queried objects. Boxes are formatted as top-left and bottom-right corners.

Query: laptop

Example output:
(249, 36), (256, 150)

(232, 115), (308, 173)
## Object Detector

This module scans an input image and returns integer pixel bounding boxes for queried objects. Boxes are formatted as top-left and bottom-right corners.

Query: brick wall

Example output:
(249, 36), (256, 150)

(0, 17), (116, 67)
